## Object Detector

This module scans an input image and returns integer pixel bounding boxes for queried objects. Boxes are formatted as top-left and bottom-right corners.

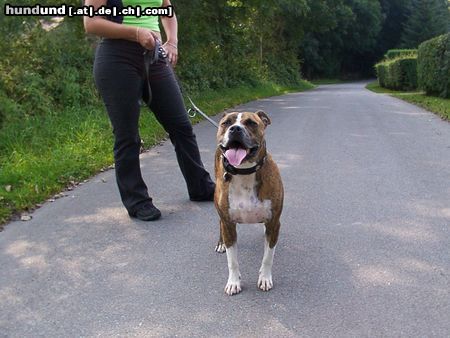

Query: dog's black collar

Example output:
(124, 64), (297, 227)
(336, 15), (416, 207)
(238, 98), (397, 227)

(222, 155), (266, 177)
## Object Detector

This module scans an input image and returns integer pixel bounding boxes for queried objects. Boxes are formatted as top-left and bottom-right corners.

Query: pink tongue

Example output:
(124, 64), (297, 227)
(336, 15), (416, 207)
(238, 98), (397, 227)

(224, 148), (247, 166)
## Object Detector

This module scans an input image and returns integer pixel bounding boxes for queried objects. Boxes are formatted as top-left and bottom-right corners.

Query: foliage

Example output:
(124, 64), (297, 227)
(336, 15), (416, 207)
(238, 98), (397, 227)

(401, 0), (449, 48)
(1, 0), (445, 91)
(0, 18), (98, 122)
(417, 33), (450, 98)
(376, 56), (418, 90)
(375, 0), (412, 55)
(385, 49), (417, 59)
(375, 63), (388, 88)
(173, 0), (307, 91)
(299, 0), (384, 78)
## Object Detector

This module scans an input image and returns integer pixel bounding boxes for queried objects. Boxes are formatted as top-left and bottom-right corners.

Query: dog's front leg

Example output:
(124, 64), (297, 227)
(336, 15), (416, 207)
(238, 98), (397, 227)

(221, 220), (241, 295)
(215, 227), (226, 253)
(258, 219), (280, 291)
(225, 244), (241, 295)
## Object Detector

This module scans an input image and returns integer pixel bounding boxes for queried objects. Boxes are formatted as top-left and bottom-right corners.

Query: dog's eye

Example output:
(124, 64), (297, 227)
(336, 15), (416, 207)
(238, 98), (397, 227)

(222, 120), (232, 127)
(244, 119), (258, 127)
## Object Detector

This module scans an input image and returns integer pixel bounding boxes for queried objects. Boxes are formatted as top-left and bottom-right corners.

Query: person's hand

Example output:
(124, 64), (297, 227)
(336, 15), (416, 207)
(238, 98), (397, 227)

(163, 41), (178, 66)
(136, 27), (156, 50)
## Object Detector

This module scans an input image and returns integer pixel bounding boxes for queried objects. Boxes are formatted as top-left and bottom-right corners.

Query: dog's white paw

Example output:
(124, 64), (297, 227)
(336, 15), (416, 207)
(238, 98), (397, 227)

(215, 243), (226, 253)
(224, 279), (242, 296)
(258, 274), (273, 291)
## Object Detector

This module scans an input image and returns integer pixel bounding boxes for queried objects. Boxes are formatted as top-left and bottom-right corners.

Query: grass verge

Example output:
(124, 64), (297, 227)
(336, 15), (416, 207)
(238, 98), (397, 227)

(0, 80), (314, 227)
(366, 81), (450, 120)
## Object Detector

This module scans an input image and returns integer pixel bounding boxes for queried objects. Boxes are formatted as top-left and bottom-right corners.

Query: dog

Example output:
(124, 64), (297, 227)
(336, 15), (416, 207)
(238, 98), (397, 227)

(214, 110), (284, 295)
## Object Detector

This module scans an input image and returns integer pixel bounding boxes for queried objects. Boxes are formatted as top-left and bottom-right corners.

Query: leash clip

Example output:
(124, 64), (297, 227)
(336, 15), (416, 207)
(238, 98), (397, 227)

(186, 96), (219, 128)
(187, 107), (197, 118)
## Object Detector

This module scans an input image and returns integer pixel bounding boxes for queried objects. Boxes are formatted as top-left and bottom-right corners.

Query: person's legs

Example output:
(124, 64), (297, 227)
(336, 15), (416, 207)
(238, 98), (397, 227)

(93, 39), (156, 214)
(147, 60), (215, 200)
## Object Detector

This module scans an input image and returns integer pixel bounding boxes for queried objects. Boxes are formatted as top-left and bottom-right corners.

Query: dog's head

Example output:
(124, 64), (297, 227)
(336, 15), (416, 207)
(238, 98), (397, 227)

(217, 110), (271, 167)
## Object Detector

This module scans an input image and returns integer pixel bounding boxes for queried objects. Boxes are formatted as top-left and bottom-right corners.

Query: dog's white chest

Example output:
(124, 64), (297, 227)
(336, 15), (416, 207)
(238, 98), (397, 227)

(228, 174), (272, 224)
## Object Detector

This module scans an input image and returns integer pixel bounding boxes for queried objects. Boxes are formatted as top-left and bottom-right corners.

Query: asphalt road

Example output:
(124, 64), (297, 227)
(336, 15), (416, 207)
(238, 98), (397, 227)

(1, 82), (449, 337)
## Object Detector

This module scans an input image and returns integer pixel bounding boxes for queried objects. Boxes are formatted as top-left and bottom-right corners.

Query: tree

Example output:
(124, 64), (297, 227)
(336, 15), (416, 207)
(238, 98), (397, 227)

(376, 0), (412, 54)
(299, 0), (383, 78)
(401, 0), (449, 48)
(299, 0), (354, 78)
(340, 0), (384, 76)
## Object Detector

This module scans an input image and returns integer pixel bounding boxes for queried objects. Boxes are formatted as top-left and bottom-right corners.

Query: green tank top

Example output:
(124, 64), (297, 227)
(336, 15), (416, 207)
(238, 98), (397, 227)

(122, 0), (163, 32)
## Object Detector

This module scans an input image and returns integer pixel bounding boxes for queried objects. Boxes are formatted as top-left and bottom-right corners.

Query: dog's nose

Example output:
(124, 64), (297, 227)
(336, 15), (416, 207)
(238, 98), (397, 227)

(229, 125), (242, 134)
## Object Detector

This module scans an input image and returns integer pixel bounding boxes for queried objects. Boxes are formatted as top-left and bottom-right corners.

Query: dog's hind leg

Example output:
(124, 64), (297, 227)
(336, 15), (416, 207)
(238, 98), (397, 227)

(258, 219), (280, 291)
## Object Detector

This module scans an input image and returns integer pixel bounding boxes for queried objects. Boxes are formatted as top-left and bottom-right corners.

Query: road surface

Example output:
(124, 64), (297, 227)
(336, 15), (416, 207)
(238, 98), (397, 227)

(1, 82), (449, 337)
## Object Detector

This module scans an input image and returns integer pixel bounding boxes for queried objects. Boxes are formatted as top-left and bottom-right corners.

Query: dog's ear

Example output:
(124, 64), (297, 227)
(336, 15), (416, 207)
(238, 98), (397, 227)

(221, 111), (234, 118)
(256, 110), (271, 128)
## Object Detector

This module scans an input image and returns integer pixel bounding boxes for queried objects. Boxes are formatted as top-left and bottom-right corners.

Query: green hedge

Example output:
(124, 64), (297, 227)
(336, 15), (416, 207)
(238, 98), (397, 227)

(385, 49), (417, 60)
(376, 63), (388, 88)
(417, 33), (450, 98)
(376, 56), (418, 91)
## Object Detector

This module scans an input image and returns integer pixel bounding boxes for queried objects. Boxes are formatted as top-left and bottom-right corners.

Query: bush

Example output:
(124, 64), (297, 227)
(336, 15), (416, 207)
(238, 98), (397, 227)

(376, 63), (388, 87)
(417, 33), (450, 98)
(376, 56), (418, 91)
(0, 18), (98, 123)
(385, 49), (417, 60)
(391, 57), (418, 90)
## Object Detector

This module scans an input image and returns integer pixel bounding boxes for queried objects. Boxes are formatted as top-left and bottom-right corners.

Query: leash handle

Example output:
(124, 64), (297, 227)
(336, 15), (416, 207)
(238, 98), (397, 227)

(143, 39), (166, 105)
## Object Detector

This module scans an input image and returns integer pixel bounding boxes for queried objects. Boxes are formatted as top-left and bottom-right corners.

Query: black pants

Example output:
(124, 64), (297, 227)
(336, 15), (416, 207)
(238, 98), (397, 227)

(93, 38), (214, 213)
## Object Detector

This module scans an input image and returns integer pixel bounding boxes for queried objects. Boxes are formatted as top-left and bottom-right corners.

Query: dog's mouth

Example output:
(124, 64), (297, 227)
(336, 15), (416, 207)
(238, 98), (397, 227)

(220, 140), (259, 167)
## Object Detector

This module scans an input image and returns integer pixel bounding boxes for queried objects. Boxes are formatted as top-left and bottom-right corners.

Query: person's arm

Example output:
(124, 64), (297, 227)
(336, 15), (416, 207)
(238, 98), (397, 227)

(160, 0), (178, 66)
(84, 0), (156, 50)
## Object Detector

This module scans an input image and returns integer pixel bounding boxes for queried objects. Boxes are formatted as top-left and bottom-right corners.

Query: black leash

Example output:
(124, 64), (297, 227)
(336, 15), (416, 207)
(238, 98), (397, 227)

(142, 41), (219, 129)
(142, 39), (165, 106)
